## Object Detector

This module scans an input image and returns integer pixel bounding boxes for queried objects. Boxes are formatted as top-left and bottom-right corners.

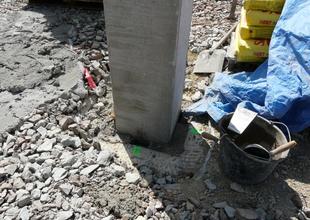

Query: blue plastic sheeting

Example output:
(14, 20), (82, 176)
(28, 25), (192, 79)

(186, 0), (310, 133)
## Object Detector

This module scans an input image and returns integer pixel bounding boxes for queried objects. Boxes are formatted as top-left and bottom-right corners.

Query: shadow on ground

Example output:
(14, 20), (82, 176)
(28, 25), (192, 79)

(22, 0), (104, 46)
(114, 114), (308, 219)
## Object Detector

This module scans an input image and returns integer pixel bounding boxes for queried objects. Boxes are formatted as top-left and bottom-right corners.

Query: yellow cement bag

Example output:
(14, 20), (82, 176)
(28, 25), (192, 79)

(243, 0), (285, 12)
(235, 25), (270, 62)
(240, 11), (274, 39)
(242, 8), (281, 27)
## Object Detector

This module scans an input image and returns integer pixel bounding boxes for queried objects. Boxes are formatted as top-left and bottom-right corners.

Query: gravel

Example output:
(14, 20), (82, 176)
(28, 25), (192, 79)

(125, 172), (141, 184)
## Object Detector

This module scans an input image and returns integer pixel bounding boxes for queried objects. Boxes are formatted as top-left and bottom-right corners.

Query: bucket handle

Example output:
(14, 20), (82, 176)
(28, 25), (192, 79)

(270, 121), (291, 142)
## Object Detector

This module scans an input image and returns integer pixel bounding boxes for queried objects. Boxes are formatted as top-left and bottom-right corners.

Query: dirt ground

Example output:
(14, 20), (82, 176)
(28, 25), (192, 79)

(0, 0), (309, 220)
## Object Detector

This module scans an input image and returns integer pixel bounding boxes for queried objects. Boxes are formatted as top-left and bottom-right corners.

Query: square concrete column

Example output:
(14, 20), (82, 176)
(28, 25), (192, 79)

(104, 0), (193, 143)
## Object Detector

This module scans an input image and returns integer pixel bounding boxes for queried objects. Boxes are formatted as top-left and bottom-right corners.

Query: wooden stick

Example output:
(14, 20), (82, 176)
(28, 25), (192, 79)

(228, 0), (238, 20)
(209, 22), (238, 54)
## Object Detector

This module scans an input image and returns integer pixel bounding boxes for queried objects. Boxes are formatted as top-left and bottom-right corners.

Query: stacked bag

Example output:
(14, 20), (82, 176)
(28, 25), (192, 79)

(235, 0), (285, 62)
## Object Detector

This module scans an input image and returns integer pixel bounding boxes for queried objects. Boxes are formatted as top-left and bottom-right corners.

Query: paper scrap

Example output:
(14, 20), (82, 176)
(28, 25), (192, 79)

(228, 106), (257, 134)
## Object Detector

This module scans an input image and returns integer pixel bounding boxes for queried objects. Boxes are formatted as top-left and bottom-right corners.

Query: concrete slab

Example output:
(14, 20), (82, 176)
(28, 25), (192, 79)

(0, 64), (80, 135)
(104, 0), (193, 143)
(193, 49), (226, 74)
(0, 8), (80, 135)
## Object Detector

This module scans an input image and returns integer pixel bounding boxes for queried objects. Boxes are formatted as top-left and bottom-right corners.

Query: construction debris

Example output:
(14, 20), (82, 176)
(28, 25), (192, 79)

(0, 0), (309, 220)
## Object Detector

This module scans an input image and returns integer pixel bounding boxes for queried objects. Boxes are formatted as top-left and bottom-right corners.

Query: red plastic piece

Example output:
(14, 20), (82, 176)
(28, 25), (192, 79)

(83, 67), (97, 90)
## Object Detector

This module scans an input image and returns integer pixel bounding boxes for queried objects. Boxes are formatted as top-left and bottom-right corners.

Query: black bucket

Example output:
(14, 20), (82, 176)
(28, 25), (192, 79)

(219, 113), (289, 184)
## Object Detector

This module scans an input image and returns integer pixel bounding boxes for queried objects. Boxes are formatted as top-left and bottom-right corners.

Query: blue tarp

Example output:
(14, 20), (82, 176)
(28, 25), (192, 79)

(186, 0), (310, 133)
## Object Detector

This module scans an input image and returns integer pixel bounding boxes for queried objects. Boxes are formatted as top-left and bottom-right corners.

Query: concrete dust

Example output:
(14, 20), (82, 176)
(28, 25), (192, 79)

(0, 2), (79, 134)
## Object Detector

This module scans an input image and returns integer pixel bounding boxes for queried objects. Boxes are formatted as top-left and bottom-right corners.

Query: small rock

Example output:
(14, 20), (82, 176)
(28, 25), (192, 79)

(135, 216), (145, 220)
(5, 134), (16, 144)
(80, 164), (99, 176)
(103, 216), (115, 220)
(52, 167), (68, 181)
(139, 179), (149, 188)
(218, 209), (228, 220)
(72, 80), (88, 99)
(59, 183), (73, 196)
(145, 206), (153, 218)
(18, 207), (30, 220)
(28, 114), (42, 123)
(155, 200), (164, 210)
(37, 127), (47, 137)
(5, 206), (19, 219)
(41, 166), (52, 179)
(205, 179), (217, 191)
(275, 209), (283, 220)
(125, 172), (140, 184)
(5, 164), (18, 176)
(17, 195), (31, 208)
(73, 188), (84, 197)
(20, 123), (34, 131)
(97, 197), (108, 207)
(186, 201), (195, 211)
(91, 41), (100, 49)
(6, 190), (16, 203)
(213, 202), (228, 209)
(256, 208), (267, 220)
(31, 189), (41, 200)
(236, 208), (259, 220)
(40, 193), (50, 203)
(179, 210), (191, 220)
(191, 91), (202, 102)
(36, 119), (48, 128)
(61, 136), (81, 149)
(36, 181), (45, 190)
(111, 164), (125, 177)
(188, 196), (201, 208)
(27, 129), (36, 136)
(156, 177), (166, 185)
(56, 210), (73, 220)
(72, 159), (83, 169)
(37, 138), (56, 152)
(59, 117), (74, 130)
(25, 183), (34, 192)
(230, 182), (245, 193)
(97, 149), (113, 166)
(62, 199), (70, 211)
(224, 205), (236, 218)
(38, 47), (51, 55)
(13, 177), (26, 189)
(95, 86), (106, 97)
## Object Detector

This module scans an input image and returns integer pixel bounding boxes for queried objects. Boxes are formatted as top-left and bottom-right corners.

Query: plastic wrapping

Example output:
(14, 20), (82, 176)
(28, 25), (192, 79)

(186, 0), (310, 133)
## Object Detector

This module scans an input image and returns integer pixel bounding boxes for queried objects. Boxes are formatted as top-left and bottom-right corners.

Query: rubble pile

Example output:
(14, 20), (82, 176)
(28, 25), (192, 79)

(0, 65), (168, 219)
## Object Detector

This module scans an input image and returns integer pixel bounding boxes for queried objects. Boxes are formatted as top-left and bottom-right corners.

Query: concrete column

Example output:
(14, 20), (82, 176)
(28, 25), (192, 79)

(104, 0), (193, 143)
